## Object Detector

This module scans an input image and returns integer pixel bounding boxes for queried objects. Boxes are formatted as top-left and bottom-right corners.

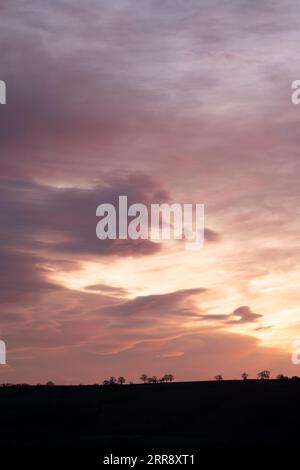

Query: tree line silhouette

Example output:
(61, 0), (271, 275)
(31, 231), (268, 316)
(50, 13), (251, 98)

(100, 370), (293, 386)
(1, 371), (297, 387)
(102, 374), (175, 386)
(214, 370), (290, 381)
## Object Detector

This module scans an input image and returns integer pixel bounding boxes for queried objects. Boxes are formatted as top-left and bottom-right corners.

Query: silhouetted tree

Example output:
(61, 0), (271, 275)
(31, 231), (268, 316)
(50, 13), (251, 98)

(109, 376), (117, 385)
(140, 374), (148, 383)
(257, 370), (270, 380)
(147, 376), (158, 383)
(102, 380), (110, 385)
(117, 376), (126, 385)
(46, 381), (55, 386)
(162, 374), (174, 383)
(276, 374), (288, 380)
(214, 374), (223, 381)
(241, 372), (248, 380)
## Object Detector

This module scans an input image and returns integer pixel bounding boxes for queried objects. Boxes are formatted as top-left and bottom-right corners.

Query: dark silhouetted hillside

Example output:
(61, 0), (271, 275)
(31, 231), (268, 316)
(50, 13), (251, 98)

(0, 380), (300, 450)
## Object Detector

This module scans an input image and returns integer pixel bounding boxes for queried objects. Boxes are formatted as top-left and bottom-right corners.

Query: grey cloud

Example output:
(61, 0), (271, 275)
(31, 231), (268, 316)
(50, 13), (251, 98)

(104, 287), (207, 319)
(229, 306), (262, 324)
(84, 284), (129, 297)
(199, 305), (263, 325)
(0, 174), (167, 258)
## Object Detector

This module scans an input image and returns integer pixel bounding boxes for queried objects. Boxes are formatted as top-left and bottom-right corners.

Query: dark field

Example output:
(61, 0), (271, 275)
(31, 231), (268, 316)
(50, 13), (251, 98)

(0, 380), (299, 451)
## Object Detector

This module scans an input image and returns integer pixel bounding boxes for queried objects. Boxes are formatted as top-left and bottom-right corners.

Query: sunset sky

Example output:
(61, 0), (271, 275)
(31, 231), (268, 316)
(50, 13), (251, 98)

(1, 0), (300, 384)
